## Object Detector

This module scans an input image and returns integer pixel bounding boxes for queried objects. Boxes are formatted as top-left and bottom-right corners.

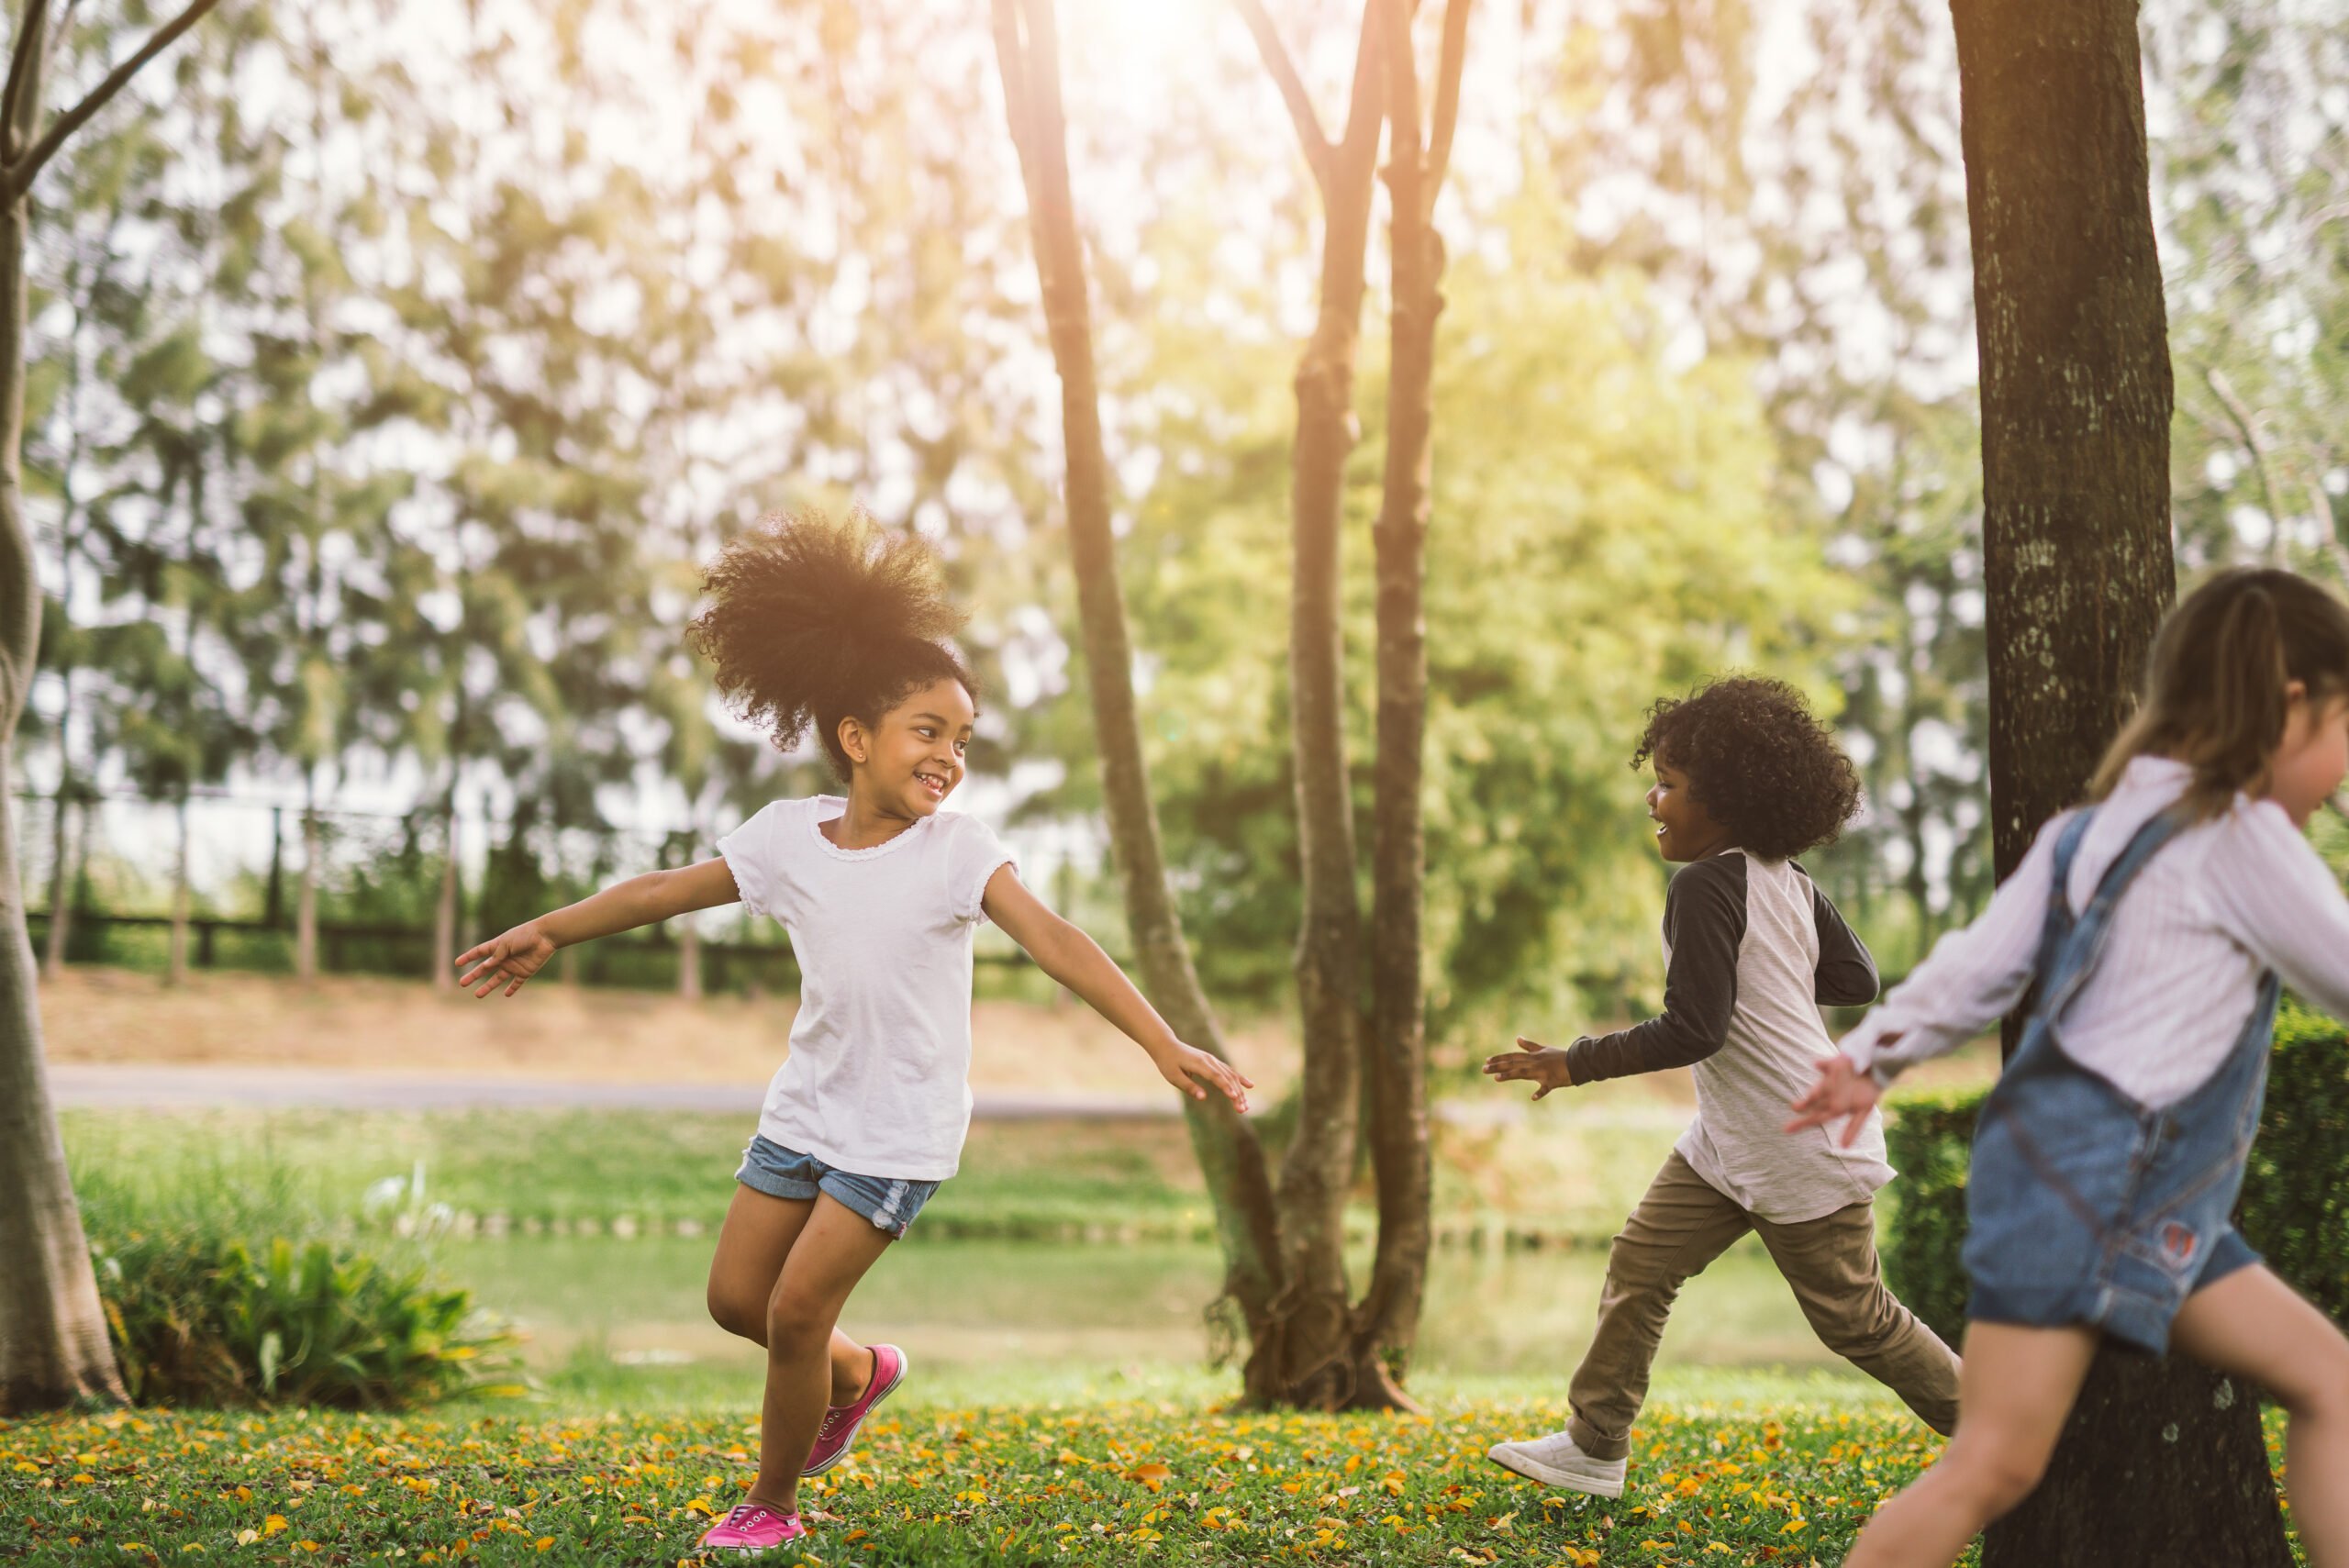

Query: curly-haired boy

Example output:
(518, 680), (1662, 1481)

(1482, 675), (1960, 1497)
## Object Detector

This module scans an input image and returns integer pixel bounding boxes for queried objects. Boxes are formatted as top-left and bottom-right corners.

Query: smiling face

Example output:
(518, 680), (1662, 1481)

(837, 676), (977, 820)
(2266, 685), (2349, 827)
(1645, 754), (1734, 863)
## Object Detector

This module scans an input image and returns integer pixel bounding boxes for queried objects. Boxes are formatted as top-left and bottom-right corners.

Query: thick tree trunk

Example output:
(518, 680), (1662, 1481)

(990, 0), (1286, 1378)
(0, 5), (127, 1409)
(1959, 0), (2176, 887)
(1953, 3), (2288, 1562)
(166, 795), (191, 985)
(1351, 0), (1466, 1410)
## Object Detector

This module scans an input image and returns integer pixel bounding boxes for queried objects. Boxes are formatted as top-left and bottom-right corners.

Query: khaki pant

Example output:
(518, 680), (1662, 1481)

(1564, 1151), (1963, 1461)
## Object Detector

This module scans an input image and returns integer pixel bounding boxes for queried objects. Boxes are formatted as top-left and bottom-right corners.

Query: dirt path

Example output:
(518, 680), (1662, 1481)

(44, 1061), (1181, 1118)
(33, 965), (1297, 1097)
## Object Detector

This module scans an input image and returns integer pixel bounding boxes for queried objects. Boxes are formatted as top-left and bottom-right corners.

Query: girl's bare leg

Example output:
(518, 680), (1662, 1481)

(2170, 1264), (2349, 1566)
(1842, 1322), (2098, 1568)
(705, 1184), (875, 1404)
(744, 1195), (896, 1517)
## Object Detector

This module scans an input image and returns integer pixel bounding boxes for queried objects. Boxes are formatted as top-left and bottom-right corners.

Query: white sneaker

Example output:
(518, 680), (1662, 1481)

(1486, 1429), (1627, 1498)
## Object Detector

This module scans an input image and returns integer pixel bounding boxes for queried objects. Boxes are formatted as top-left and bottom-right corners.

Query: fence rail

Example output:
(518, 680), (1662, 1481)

(24, 907), (1049, 994)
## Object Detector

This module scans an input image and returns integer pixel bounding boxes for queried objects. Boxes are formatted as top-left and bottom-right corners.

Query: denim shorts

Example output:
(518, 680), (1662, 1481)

(734, 1135), (940, 1239)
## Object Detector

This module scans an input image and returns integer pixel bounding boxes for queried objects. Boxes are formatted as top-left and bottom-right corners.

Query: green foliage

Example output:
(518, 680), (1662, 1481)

(1033, 193), (1861, 1037)
(2242, 999), (2349, 1325)
(90, 1229), (519, 1410)
(1884, 998), (2349, 1347)
(1878, 1085), (1981, 1348)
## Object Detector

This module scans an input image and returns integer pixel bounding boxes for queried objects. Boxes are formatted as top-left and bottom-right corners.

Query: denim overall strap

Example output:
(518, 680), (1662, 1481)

(1965, 801), (2280, 1351)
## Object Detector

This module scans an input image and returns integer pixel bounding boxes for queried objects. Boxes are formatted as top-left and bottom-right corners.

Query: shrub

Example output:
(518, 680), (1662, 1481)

(1883, 997), (2349, 1347)
(92, 1228), (520, 1409)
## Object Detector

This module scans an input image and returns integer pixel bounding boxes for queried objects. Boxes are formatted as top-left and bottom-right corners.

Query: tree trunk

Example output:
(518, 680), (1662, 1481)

(0, 0), (127, 1411)
(39, 784), (70, 978)
(1220, 0), (1389, 1411)
(295, 802), (319, 982)
(1953, 2), (2288, 1562)
(989, 0), (1286, 1382)
(678, 918), (702, 1001)
(432, 795), (457, 987)
(1351, 0), (1467, 1409)
(166, 795), (191, 986)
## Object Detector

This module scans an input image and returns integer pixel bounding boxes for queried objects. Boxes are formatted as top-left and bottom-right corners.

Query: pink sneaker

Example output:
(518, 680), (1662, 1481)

(697, 1502), (805, 1554)
(804, 1344), (907, 1477)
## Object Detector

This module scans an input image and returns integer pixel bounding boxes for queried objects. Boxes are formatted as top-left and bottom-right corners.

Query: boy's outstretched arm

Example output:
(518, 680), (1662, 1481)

(1559, 854), (1743, 1085)
(455, 857), (741, 997)
(980, 865), (1252, 1112)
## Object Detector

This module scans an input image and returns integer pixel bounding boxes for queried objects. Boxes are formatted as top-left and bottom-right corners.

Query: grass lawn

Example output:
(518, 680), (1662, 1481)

(58, 1103), (1703, 1247)
(5, 1373), (2001, 1566)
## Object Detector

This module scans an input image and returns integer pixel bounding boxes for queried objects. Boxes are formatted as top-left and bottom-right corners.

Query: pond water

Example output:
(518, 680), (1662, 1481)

(448, 1232), (1842, 1385)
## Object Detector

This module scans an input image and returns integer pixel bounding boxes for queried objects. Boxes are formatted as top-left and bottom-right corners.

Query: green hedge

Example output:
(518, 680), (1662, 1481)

(1884, 997), (2349, 1348)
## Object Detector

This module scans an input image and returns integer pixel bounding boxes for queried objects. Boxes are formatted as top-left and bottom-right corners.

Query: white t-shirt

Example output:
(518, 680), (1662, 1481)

(717, 796), (1018, 1180)
(1842, 754), (2349, 1106)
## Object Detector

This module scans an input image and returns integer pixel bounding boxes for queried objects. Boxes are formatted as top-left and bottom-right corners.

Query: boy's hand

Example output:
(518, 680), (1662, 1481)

(1786, 1053), (1883, 1146)
(455, 921), (557, 998)
(1152, 1042), (1252, 1113)
(1484, 1036), (1575, 1100)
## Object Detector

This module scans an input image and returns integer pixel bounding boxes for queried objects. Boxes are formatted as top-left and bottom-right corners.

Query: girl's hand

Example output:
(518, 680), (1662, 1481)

(1155, 1042), (1253, 1113)
(1484, 1036), (1575, 1099)
(1786, 1053), (1883, 1146)
(455, 921), (557, 998)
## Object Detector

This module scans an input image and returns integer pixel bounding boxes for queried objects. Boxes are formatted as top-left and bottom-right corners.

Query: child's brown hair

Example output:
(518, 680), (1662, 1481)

(688, 508), (976, 780)
(1631, 674), (1861, 860)
(2090, 567), (2349, 818)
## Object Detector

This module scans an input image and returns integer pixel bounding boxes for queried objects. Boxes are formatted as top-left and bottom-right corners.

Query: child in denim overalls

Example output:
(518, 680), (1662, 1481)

(1792, 569), (2349, 1568)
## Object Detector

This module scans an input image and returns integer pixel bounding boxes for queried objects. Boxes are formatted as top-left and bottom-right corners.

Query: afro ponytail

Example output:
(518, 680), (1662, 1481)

(688, 509), (977, 780)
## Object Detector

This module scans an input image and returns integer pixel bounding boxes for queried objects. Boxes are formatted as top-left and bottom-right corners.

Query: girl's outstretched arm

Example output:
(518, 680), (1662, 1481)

(980, 866), (1252, 1112)
(455, 858), (742, 997)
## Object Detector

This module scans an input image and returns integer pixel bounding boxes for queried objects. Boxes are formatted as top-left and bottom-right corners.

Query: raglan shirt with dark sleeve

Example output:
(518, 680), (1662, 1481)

(1563, 851), (1896, 1222)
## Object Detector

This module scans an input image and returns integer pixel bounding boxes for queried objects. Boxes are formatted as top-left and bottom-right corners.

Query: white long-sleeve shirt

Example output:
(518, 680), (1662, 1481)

(1841, 755), (2349, 1106)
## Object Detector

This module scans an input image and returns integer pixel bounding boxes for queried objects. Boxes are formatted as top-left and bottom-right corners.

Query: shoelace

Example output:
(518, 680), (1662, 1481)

(718, 1505), (769, 1531)
(818, 1404), (854, 1440)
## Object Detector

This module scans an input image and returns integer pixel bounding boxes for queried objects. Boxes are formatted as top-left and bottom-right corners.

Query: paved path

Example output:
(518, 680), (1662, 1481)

(44, 1062), (1183, 1120)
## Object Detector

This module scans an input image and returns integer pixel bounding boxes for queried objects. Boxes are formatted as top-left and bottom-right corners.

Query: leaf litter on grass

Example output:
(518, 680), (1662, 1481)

(0, 1396), (1999, 1566)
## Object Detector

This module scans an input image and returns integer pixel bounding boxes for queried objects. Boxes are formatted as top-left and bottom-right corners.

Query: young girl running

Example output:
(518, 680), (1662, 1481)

(1791, 568), (2349, 1567)
(455, 510), (1251, 1557)
(1483, 676), (1961, 1497)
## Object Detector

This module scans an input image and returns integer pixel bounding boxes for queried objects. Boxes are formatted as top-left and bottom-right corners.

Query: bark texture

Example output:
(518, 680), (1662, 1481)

(989, 0), (1286, 1380)
(1955, 0), (2176, 885)
(0, 0), (122, 1414)
(1230, 0), (1388, 1412)
(1953, 2), (2288, 1561)
(1351, 0), (1469, 1407)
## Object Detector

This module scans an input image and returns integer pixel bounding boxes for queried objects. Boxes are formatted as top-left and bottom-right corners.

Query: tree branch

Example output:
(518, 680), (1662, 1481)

(1378, 0), (1419, 194)
(1230, 0), (1332, 190)
(2199, 361), (2288, 568)
(1423, 0), (1472, 200)
(4, 0), (218, 206)
(0, 0), (50, 164)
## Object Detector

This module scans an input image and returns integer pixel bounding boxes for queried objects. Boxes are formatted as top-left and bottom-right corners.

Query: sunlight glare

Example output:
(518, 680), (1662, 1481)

(1066, 0), (1220, 104)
